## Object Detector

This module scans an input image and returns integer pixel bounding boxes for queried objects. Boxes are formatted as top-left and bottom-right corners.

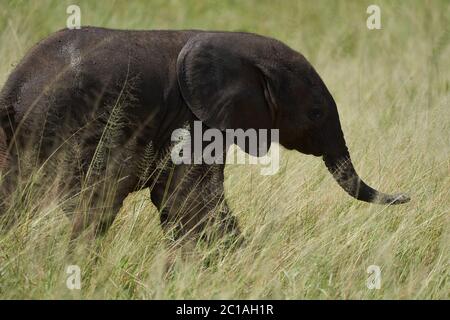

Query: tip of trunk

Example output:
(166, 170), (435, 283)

(372, 193), (410, 205)
(323, 154), (410, 206)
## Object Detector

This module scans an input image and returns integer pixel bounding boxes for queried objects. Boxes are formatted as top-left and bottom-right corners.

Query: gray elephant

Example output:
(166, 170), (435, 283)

(0, 27), (409, 241)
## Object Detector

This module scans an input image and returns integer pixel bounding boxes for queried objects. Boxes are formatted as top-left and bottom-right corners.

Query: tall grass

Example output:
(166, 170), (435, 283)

(0, 0), (448, 299)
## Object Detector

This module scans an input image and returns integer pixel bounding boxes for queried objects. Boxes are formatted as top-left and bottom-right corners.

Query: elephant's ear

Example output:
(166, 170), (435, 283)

(177, 33), (275, 133)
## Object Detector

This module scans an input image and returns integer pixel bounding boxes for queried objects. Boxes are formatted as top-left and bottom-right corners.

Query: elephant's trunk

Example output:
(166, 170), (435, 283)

(323, 153), (410, 205)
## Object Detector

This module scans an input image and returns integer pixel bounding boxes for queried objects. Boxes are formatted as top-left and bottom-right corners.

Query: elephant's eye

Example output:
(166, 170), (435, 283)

(307, 108), (323, 121)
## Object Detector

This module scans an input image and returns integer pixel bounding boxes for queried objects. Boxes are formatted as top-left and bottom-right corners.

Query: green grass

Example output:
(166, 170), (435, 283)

(0, 0), (449, 299)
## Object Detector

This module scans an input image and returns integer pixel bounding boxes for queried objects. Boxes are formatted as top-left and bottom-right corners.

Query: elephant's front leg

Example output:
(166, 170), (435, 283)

(150, 163), (240, 244)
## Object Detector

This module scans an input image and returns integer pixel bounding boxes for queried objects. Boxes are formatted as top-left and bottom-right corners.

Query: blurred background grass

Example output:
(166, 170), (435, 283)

(0, 0), (448, 299)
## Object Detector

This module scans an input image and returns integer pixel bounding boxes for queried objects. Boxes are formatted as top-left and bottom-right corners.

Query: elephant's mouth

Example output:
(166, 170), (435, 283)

(323, 153), (410, 205)
(298, 134), (323, 156)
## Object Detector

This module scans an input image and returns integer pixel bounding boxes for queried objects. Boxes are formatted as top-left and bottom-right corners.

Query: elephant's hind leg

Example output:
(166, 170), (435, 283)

(68, 157), (140, 241)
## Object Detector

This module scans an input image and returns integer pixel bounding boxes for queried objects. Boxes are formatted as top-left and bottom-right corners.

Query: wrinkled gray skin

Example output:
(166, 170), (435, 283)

(0, 27), (409, 241)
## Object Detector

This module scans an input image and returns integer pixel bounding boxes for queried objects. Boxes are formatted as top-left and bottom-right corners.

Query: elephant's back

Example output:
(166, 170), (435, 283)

(3, 27), (194, 113)
(0, 27), (203, 168)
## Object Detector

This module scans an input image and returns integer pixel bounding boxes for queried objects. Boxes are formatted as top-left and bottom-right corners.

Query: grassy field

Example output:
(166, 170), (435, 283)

(0, 0), (448, 299)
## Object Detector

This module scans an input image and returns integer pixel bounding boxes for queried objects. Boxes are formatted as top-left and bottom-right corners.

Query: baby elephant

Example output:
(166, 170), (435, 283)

(0, 27), (409, 241)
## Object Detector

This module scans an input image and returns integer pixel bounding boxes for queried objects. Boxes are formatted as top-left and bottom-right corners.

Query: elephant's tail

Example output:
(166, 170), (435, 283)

(0, 96), (14, 172)
(0, 75), (18, 172)
(0, 127), (9, 170)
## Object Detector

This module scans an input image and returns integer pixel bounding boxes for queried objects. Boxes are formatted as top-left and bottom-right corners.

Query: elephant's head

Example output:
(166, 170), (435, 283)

(177, 32), (410, 205)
